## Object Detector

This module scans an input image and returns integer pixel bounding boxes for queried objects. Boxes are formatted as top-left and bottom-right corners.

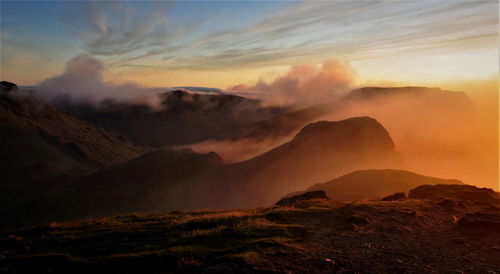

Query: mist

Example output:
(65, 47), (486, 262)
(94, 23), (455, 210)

(36, 55), (497, 190)
(228, 59), (355, 106)
(191, 80), (498, 191)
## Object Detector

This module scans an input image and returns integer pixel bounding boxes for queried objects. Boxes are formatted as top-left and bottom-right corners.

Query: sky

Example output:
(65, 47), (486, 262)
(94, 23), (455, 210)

(0, 0), (498, 90)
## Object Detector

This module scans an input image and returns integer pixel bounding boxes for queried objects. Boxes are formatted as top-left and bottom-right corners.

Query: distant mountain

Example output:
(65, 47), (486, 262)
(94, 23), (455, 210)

(204, 116), (399, 208)
(225, 86), (473, 145)
(174, 86), (223, 93)
(347, 86), (471, 105)
(63, 89), (284, 147)
(307, 169), (463, 202)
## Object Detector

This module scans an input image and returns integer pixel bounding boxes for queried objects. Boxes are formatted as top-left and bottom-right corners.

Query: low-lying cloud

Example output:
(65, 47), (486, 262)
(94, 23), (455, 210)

(38, 55), (158, 104)
(229, 59), (355, 106)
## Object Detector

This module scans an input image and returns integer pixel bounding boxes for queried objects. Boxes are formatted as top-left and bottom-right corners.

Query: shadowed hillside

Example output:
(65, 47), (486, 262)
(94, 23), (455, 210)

(0, 88), (149, 228)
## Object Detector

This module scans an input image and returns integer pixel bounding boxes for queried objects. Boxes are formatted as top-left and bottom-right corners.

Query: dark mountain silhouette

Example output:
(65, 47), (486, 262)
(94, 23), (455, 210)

(0, 86), (149, 228)
(62, 89), (284, 147)
(307, 169), (463, 202)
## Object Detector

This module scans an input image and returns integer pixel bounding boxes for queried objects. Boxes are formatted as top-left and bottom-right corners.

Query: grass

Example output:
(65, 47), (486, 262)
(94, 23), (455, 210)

(0, 207), (313, 273)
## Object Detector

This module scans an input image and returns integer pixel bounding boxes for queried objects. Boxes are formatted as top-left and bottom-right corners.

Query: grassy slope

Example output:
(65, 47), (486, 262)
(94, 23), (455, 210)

(1, 198), (499, 273)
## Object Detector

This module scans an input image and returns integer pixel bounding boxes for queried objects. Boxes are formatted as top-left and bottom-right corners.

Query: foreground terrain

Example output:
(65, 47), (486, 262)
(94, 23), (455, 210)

(2, 185), (499, 273)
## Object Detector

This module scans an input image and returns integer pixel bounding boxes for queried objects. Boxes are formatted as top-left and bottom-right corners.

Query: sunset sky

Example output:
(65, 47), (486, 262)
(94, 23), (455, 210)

(1, 0), (498, 90)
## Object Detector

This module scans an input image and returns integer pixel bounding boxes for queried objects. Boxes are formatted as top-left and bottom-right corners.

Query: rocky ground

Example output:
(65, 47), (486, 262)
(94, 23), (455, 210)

(1, 185), (499, 273)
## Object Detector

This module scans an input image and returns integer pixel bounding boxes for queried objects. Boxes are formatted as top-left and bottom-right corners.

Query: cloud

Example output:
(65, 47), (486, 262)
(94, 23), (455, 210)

(72, 2), (172, 56)
(171, 0), (497, 70)
(60, 0), (497, 74)
(229, 59), (355, 106)
(38, 55), (156, 103)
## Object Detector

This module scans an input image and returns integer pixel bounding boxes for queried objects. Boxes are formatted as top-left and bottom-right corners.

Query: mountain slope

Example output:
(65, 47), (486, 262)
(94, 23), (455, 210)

(0, 92), (148, 169)
(69, 149), (223, 217)
(62, 116), (399, 217)
(204, 117), (399, 208)
(308, 169), (463, 202)
(0, 88), (149, 228)
(63, 89), (284, 147)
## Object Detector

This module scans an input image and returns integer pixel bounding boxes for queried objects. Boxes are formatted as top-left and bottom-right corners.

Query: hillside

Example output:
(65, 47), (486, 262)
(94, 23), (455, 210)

(204, 117), (399, 208)
(1, 184), (499, 273)
(307, 169), (464, 202)
(50, 116), (399, 219)
(62, 89), (284, 146)
(0, 91), (148, 169)
(69, 149), (223, 217)
(0, 88), (149, 228)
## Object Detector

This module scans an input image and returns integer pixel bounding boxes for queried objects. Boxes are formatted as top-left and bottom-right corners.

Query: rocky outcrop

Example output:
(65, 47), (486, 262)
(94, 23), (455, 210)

(457, 212), (500, 233)
(308, 169), (462, 202)
(381, 192), (406, 201)
(0, 81), (18, 93)
(408, 184), (499, 203)
(275, 190), (329, 207)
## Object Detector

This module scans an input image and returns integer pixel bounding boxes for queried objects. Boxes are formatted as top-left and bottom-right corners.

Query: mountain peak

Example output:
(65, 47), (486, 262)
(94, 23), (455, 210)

(293, 116), (395, 151)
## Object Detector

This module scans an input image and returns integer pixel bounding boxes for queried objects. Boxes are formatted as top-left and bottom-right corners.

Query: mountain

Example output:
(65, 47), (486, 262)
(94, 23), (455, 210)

(62, 89), (284, 147)
(307, 169), (463, 202)
(204, 116), (399, 208)
(47, 116), (399, 220)
(0, 86), (149, 228)
(0, 90), (148, 168)
(69, 149), (223, 217)
(347, 86), (471, 105)
(214, 86), (473, 160)
(174, 86), (223, 93)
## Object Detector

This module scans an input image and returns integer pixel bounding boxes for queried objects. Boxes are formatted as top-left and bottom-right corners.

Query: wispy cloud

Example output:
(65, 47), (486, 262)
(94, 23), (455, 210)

(56, 0), (500, 75)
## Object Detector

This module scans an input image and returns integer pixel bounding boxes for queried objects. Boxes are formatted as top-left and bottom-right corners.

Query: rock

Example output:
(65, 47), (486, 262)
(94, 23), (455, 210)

(451, 238), (465, 244)
(436, 199), (458, 208)
(381, 192), (406, 201)
(408, 184), (499, 203)
(0, 81), (18, 93)
(456, 212), (500, 233)
(275, 190), (329, 207)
